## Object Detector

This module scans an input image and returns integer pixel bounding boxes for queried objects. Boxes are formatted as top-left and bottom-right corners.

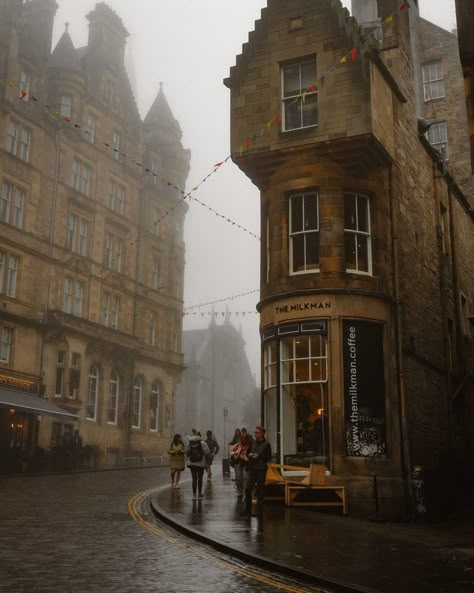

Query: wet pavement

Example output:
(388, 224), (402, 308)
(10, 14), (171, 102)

(151, 464), (474, 593)
(0, 467), (328, 593)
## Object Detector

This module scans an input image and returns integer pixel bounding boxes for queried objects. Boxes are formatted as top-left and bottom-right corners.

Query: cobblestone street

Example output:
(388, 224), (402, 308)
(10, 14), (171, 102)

(0, 468), (326, 593)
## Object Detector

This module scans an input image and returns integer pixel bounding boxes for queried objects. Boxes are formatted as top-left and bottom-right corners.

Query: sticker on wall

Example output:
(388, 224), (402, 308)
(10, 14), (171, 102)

(343, 321), (387, 457)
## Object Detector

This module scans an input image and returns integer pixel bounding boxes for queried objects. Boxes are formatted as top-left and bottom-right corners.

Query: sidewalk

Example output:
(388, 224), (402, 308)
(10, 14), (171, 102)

(150, 464), (474, 593)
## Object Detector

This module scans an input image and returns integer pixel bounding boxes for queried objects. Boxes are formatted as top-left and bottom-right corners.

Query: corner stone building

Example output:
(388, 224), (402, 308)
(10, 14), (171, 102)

(226, 0), (474, 518)
(0, 0), (190, 471)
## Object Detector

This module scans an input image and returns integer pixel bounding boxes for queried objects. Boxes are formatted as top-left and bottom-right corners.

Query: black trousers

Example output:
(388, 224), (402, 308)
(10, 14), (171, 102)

(189, 466), (204, 495)
(244, 468), (267, 513)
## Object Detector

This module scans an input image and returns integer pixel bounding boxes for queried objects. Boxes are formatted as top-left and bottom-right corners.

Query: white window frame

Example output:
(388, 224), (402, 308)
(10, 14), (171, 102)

(63, 277), (84, 317)
(54, 350), (66, 398)
(60, 95), (72, 118)
(0, 182), (11, 224)
(422, 61), (445, 102)
(108, 370), (119, 425)
(289, 192), (320, 275)
(20, 70), (30, 101)
(0, 252), (19, 298)
(149, 382), (160, 432)
(426, 122), (449, 161)
(280, 334), (328, 385)
(281, 58), (318, 132)
(7, 121), (31, 162)
(344, 192), (373, 275)
(132, 377), (142, 429)
(264, 341), (277, 390)
(86, 365), (99, 421)
(104, 232), (124, 273)
(101, 292), (120, 329)
(71, 159), (91, 196)
(0, 325), (13, 363)
(12, 188), (25, 229)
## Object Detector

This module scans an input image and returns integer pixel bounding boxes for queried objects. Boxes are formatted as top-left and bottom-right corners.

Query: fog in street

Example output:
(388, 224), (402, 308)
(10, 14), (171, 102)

(52, 0), (457, 381)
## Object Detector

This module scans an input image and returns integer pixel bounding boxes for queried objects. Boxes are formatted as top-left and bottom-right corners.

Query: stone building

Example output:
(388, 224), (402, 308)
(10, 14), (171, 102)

(175, 314), (258, 449)
(225, 0), (474, 518)
(0, 0), (190, 471)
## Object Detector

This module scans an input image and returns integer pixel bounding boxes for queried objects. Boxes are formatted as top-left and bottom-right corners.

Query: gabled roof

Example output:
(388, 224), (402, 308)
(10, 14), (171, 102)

(48, 26), (83, 72)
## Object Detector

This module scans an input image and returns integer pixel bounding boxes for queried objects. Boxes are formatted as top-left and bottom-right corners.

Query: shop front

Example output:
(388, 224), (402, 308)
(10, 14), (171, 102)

(0, 371), (78, 473)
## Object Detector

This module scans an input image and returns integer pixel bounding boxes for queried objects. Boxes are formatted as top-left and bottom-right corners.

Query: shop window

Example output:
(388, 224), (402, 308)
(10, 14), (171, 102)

(150, 382), (160, 432)
(132, 377), (142, 428)
(108, 370), (119, 425)
(344, 192), (372, 274)
(86, 365), (99, 421)
(264, 341), (277, 389)
(281, 57), (318, 131)
(289, 192), (319, 274)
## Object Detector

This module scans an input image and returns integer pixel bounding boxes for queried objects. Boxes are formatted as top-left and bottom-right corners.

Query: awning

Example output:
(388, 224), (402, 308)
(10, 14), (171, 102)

(0, 388), (79, 420)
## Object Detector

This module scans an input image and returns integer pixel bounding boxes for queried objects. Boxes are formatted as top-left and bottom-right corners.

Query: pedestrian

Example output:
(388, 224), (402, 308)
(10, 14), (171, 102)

(241, 427), (252, 444)
(242, 426), (272, 517)
(168, 434), (185, 488)
(228, 428), (241, 448)
(72, 429), (83, 470)
(229, 430), (251, 496)
(204, 430), (220, 480)
(186, 433), (210, 501)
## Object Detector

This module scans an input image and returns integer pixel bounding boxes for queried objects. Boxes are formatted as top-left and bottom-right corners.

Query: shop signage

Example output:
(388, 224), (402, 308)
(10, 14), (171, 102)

(343, 321), (387, 457)
(0, 373), (37, 393)
(275, 301), (332, 315)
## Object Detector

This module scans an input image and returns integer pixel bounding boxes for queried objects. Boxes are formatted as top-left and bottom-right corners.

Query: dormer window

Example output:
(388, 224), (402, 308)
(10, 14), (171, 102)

(281, 58), (318, 131)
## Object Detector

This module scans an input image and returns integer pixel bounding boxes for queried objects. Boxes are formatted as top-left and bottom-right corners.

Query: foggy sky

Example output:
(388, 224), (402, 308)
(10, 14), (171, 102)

(52, 0), (457, 382)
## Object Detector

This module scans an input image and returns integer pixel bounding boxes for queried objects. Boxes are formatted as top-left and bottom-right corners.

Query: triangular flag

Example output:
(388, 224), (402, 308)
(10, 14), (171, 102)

(245, 138), (251, 149)
(300, 90), (307, 104)
(384, 15), (393, 24)
(19, 90), (27, 100)
(64, 117), (71, 122)
(239, 144), (244, 156)
(340, 55), (348, 64)
(350, 47), (357, 61)
(400, 1), (408, 11)
(266, 120), (272, 130)
(74, 124), (81, 129)
(104, 142), (110, 147)
(7, 81), (16, 88)
(31, 96), (38, 102)
(214, 162), (223, 168)
(310, 83), (316, 93)
(275, 113), (281, 124)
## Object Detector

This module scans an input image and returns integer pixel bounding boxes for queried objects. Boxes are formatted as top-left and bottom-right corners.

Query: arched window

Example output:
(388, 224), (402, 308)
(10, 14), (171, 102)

(108, 370), (119, 424)
(150, 382), (160, 432)
(86, 365), (99, 420)
(132, 377), (142, 429)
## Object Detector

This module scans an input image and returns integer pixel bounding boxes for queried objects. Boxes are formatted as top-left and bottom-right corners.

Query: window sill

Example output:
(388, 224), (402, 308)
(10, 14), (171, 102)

(290, 269), (320, 276)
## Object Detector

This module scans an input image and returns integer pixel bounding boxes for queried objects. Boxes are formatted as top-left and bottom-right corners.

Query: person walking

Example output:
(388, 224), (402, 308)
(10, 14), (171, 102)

(168, 434), (185, 488)
(242, 426), (272, 517)
(71, 429), (83, 470)
(230, 430), (251, 496)
(228, 428), (241, 480)
(186, 433), (210, 501)
(204, 430), (220, 480)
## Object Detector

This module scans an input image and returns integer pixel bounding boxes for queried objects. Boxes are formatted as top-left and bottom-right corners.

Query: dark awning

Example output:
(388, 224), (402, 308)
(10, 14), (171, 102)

(0, 388), (79, 420)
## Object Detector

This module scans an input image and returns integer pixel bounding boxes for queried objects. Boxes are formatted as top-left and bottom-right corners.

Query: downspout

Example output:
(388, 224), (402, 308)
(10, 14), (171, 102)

(39, 124), (61, 388)
(388, 165), (414, 519)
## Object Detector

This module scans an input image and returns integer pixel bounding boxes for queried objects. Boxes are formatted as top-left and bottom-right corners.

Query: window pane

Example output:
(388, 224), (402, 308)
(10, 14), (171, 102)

(303, 195), (318, 231)
(357, 196), (369, 232)
(344, 194), (356, 229)
(290, 196), (303, 233)
(292, 234), (305, 272)
(283, 64), (300, 97)
(305, 232), (320, 270)
(301, 61), (316, 89)
(345, 233), (357, 269)
(295, 337), (309, 359)
(310, 335), (324, 358)
(295, 359), (309, 382)
(302, 94), (318, 127)
(284, 99), (301, 131)
(357, 235), (369, 272)
(311, 359), (327, 382)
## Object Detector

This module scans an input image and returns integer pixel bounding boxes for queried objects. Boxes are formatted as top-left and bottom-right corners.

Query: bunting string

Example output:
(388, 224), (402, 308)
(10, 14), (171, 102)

(184, 288), (260, 312)
(183, 310), (258, 317)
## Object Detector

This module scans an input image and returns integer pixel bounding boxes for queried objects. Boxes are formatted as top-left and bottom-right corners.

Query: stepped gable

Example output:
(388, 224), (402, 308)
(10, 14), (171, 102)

(227, 0), (364, 87)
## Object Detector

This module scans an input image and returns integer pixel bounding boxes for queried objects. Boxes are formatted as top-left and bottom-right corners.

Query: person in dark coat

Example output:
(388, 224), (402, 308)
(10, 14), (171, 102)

(205, 430), (220, 480)
(242, 426), (272, 517)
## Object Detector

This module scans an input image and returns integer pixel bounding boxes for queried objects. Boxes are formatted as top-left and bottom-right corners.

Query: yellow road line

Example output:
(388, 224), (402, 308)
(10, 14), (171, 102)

(128, 490), (314, 593)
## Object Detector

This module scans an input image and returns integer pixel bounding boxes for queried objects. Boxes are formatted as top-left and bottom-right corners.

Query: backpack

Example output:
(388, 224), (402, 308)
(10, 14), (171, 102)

(189, 440), (204, 462)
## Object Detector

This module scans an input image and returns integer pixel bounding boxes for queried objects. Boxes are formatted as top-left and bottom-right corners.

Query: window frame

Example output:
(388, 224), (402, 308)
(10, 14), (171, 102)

(0, 325), (13, 363)
(60, 95), (72, 118)
(7, 120), (31, 162)
(281, 57), (318, 132)
(104, 232), (124, 273)
(149, 382), (160, 432)
(422, 61), (445, 102)
(289, 191), (320, 275)
(87, 113), (96, 144)
(108, 369), (119, 425)
(131, 377), (142, 429)
(426, 121), (449, 161)
(0, 250), (19, 298)
(108, 179), (125, 215)
(344, 192), (373, 275)
(86, 365), (99, 421)
(63, 276), (85, 317)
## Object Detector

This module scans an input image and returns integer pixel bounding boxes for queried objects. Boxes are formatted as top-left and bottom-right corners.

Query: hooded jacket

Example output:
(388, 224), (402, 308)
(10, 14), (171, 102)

(186, 435), (210, 469)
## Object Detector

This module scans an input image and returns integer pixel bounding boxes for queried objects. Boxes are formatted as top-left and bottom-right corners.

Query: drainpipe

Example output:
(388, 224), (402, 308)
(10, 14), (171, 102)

(39, 124), (61, 389)
(388, 165), (414, 519)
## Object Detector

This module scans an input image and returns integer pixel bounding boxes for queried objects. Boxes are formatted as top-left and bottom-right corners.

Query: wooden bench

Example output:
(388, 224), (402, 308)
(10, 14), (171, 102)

(285, 464), (347, 514)
(264, 463), (309, 501)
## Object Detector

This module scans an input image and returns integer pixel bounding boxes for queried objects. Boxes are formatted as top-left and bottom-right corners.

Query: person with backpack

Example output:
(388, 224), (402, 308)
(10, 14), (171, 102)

(186, 432), (210, 500)
(205, 430), (220, 480)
